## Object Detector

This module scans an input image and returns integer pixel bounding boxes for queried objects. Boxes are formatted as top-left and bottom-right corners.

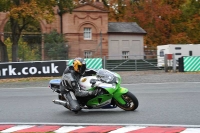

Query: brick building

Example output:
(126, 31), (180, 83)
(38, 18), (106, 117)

(0, 0), (146, 60)
(63, 2), (109, 59)
(63, 1), (146, 59)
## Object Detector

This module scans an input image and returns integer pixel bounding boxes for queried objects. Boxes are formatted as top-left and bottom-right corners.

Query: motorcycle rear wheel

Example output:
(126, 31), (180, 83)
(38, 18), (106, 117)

(115, 91), (139, 111)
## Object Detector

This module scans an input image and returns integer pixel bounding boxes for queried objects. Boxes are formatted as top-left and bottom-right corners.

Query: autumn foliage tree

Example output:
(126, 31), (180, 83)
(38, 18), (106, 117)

(124, 0), (184, 48)
(180, 0), (200, 44)
(0, 0), (74, 62)
(1, 0), (200, 61)
(102, 0), (127, 22)
(103, 0), (200, 49)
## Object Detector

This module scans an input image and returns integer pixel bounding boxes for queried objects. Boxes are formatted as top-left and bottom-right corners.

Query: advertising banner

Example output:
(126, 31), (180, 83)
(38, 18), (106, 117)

(0, 61), (67, 79)
(183, 56), (200, 72)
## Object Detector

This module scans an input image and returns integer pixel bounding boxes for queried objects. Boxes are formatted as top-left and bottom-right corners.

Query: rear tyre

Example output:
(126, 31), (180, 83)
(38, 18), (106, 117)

(115, 91), (139, 111)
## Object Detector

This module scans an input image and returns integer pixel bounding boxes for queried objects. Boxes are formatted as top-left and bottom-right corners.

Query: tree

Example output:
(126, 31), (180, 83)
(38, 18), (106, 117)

(102, 0), (127, 22)
(44, 30), (68, 60)
(4, 37), (41, 61)
(180, 0), (200, 43)
(124, 0), (185, 48)
(0, 39), (9, 62)
(0, 0), (74, 62)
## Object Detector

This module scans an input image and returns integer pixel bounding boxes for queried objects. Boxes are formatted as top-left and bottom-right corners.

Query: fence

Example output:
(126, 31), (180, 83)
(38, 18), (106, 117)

(103, 55), (163, 71)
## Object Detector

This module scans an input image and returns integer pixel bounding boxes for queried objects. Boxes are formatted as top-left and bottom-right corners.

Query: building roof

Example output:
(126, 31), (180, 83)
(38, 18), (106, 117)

(108, 22), (147, 34)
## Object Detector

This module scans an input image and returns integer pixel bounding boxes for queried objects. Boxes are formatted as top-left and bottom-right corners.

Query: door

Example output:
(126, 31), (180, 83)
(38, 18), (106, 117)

(109, 40), (119, 59)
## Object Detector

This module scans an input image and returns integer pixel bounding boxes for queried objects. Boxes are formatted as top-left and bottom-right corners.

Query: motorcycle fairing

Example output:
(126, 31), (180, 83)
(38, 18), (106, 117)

(79, 76), (97, 90)
(49, 79), (61, 92)
(96, 84), (117, 94)
(113, 87), (128, 105)
(86, 94), (113, 108)
(49, 79), (61, 86)
(86, 85), (126, 108)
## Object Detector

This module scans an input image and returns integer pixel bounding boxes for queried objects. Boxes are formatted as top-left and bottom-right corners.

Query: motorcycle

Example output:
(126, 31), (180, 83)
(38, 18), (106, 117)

(49, 68), (139, 113)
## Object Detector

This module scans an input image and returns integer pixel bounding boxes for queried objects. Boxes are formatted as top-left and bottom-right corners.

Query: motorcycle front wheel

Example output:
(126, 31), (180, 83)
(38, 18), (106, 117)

(115, 91), (139, 111)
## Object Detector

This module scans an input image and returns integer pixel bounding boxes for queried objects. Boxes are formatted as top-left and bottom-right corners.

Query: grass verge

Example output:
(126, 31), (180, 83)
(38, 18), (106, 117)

(0, 77), (60, 84)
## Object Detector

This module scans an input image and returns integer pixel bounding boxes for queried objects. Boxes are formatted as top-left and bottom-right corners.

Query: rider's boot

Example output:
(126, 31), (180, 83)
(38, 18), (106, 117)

(64, 91), (81, 112)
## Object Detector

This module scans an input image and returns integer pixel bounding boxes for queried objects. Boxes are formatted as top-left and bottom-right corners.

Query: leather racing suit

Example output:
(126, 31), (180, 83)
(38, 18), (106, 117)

(60, 66), (97, 96)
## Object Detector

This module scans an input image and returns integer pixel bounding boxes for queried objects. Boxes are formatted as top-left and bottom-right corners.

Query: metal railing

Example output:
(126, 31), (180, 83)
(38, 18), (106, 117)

(103, 55), (164, 71)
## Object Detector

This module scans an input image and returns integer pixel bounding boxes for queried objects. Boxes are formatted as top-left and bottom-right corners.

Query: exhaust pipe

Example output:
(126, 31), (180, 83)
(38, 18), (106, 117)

(53, 99), (68, 106)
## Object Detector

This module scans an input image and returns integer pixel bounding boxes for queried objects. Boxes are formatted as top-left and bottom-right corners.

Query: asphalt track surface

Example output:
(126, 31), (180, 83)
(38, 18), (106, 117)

(0, 71), (200, 132)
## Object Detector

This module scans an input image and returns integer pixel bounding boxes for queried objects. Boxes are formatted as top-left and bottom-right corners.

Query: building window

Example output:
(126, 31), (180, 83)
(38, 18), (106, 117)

(175, 47), (181, 50)
(160, 49), (165, 57)
(175, 53), (182, 55)
(189, 51), (192, 56)
(84, 28), (92, 40)
(84, 51), (92, 58)
(122, 51), (129, 59)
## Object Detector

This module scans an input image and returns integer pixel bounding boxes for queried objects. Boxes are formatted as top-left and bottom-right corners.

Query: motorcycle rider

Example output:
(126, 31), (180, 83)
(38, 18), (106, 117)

(60, 57), (98, 112)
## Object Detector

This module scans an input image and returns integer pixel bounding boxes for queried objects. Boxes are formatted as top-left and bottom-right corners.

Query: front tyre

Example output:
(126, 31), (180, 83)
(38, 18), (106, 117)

(115, 91), (139, 111)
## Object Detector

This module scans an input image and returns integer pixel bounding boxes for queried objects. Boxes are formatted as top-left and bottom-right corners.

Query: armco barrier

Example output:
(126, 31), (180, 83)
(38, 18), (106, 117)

(0, 61), (67, 79)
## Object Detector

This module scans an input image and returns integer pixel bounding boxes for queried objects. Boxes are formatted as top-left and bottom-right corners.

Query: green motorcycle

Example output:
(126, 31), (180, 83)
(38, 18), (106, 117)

(49, 69), (138, 112)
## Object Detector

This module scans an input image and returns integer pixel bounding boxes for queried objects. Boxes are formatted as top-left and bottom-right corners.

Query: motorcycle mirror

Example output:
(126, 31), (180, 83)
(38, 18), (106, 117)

(90, 79), (96, 84)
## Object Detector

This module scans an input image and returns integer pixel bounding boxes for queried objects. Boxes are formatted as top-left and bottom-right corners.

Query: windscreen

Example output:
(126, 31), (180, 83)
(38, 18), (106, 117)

(96, 69), (115, 83)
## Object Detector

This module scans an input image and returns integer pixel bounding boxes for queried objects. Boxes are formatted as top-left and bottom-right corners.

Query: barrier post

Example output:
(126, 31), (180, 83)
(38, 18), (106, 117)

(103, 56), (106, 69)
(178, 57), (184, 72)
(172, 53), (176, 73)
(164, 54), (168, 72)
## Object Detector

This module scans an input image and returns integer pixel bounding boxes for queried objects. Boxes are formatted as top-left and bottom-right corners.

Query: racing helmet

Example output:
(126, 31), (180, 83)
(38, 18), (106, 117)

(73, 58), (86, 74)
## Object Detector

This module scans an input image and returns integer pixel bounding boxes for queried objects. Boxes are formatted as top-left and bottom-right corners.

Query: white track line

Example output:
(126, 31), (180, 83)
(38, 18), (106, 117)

(181, 128), (200, 133)
(54, 126), (84, 133)
(108, 126), (146, 133)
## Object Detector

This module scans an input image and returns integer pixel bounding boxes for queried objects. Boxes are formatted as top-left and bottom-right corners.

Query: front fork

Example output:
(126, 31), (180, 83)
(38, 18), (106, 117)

(113, 87), (128, 105)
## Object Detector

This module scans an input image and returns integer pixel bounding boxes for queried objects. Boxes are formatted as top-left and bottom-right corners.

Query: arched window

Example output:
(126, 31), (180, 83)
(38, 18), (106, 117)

(84, 27), (92, 40)
(160, 49), (165, 57)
